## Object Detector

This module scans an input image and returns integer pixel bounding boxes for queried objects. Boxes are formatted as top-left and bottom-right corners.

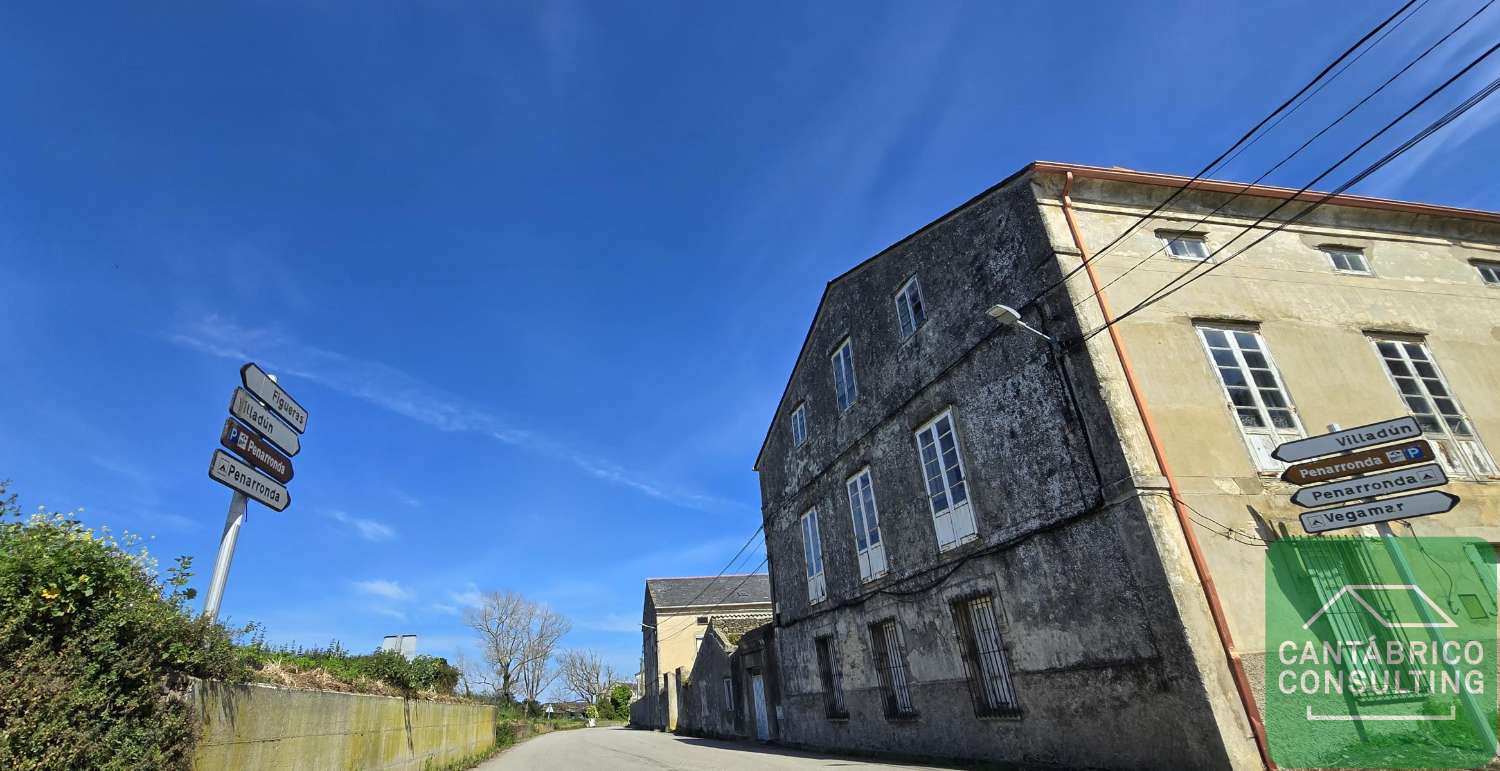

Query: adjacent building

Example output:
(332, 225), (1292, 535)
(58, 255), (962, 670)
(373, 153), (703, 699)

(675, 615), (777, 742)
(634, 574), (772, 731)
(753, 161), (1500, 769)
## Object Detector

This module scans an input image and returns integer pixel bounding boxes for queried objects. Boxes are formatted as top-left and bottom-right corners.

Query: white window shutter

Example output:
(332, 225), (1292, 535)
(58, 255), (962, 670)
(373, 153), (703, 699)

(951, 501), (977, 543)
(808, 573), (826, 603)
(933, 508), (956, 549)
(857, 550), (872, 581)
(868, 542), (887, 576)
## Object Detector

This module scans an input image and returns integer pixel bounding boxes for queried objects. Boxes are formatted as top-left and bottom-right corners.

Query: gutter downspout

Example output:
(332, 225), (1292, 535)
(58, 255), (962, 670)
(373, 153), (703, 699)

(1059, 171), (1275, 771)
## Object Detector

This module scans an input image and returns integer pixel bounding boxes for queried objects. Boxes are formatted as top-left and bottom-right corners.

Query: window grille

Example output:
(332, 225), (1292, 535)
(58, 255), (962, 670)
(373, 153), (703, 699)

(814, 635), (848, 718)
(869, 619), (915, 717)
(950, 594), (1020, 716)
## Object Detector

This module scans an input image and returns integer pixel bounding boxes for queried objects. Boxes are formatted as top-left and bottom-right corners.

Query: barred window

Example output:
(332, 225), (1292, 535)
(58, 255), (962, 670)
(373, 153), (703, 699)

(951, 594), (1020, 716)
(1371, 337), (1496, 478)
(869, 619), (915, 718)
(814, 635), (847, 719)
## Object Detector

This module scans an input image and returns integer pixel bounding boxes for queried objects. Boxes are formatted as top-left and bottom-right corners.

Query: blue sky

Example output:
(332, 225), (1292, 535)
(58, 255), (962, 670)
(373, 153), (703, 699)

(3, 1), (1498, 684)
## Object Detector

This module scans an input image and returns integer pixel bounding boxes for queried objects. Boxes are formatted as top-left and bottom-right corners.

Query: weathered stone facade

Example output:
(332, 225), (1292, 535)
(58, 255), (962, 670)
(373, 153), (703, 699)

(676, 616), (777, 741)
(755, 162), (1500, 768)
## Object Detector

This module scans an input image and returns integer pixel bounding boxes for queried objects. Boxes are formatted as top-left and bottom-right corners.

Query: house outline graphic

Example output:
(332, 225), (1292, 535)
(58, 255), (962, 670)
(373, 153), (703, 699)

(1301, 583), (1458, 630)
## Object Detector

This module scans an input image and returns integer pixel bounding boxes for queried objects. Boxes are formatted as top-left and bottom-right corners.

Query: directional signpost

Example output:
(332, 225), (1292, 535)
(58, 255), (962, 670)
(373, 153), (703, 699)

(1271, 415), (1422, 463)
(209, 449), (291, 511)
(1290, 463), (1446, 508)
(1274, 421), (1487, 755)
(1298, 490), (1460, 534)
(203, 363), (309, 620)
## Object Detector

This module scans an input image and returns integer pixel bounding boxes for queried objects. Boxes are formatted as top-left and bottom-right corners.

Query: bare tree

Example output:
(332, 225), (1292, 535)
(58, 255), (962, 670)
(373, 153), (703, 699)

(463, 590), (531, 703)
(464, 590), (572, 712)
(517, 605), (571, 715)
(558, 649), (608, 704)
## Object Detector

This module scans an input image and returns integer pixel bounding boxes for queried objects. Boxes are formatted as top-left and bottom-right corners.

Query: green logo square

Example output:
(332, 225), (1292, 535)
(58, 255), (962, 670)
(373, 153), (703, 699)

(1266, 537), (1497, 768)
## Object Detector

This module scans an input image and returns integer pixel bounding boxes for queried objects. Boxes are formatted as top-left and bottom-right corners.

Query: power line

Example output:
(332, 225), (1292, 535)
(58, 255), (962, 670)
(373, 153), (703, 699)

(1082, 53), (1500, 342)
(654, 525), (763, 624)
(1015, 0), (1421, 314)
(1067, 0), (1495, 313)
(656, 554), (770, 643)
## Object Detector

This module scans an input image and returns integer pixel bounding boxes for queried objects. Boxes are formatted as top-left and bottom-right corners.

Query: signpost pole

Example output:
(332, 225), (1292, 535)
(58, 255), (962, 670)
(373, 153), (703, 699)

(1323, 424), (1496, 752)
(201, 491), (247, 621)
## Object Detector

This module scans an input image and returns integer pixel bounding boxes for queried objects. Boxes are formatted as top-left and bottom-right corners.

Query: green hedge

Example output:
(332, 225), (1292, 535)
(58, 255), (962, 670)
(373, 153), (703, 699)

(0, 483), (245, 771)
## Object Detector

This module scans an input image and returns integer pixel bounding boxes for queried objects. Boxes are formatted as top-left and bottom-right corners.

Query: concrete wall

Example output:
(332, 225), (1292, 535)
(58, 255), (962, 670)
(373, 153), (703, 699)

(756, 178), (1252, 769)
(191, 681), (496, 771)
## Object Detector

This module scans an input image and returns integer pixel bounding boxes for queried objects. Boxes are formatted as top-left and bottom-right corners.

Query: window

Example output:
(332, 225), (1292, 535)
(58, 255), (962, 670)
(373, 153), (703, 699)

(869, 619), (915, 718)
(800, 509), (827, 603)
(814, 636), (848, 718)
(831, 339), (858, 412)
(1371, 337), (1496, 478)
(1196, 325), (1304, 472)
(1325, 246), (1372, 275)
(915, 410), (978, 551)
(846, 468), (887, 581)
(1162, 232), (1210, 261)
(722, 677), (733, 710)
(894, 276), (927, 338)
(1476, 261), (1500, 286)
(790, 402), (808, 447)
(696, 616), (709, 624)
(951, 594), (1020, 716)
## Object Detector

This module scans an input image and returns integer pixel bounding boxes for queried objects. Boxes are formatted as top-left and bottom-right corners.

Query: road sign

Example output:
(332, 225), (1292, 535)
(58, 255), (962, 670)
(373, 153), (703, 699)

(230, 387), (300, 456)
(219, 418), (294, 484)
(208, 449), (290, 512)
(1280, 439), (1433, 485)
(241, 362), (308, 433)
(1271, 416), (1422, 462)
(1290, 463), (1447, 508)
(1299, 490), (1460, 534)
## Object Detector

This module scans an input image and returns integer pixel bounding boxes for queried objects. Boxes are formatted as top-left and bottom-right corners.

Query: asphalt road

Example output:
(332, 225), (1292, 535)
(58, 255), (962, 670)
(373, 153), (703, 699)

(476, 726), (960, 771)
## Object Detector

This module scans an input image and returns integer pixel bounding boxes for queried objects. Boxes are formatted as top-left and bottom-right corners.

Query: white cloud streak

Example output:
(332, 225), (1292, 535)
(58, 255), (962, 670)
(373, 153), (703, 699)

(170, 315), (732, 512)
(353, 579), (411, 601)
(328, 509), (397, 542)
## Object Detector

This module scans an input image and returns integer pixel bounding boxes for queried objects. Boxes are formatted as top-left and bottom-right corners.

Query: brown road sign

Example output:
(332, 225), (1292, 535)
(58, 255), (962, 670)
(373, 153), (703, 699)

(220, 418), (294, 484)
(1281, 439), (1434, 486)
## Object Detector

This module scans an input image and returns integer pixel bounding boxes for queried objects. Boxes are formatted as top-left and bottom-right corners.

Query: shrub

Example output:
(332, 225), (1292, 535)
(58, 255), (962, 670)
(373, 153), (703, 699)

(240, 638), (461, 696)
(0, 483), (245, 771)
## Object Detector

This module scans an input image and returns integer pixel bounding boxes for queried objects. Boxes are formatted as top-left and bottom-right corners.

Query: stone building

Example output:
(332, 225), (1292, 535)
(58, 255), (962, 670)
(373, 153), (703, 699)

(753, 161), (1500, 769)
(633, 574), (771, 731)
(675, 615), (776, 741)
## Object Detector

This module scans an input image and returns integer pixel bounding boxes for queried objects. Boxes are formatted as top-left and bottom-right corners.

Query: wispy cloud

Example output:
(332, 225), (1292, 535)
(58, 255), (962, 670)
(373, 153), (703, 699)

(170, 315), (733, 512)
(353, 579), (411, 601)
(370, 606), (408, 622)
(327, 509), (396, 542)
(450, 583), (483, 609)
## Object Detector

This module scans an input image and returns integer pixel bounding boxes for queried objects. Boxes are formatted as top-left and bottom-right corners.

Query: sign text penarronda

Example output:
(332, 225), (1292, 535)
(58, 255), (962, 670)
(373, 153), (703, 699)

(1280, 439), (1433, 485)
(219, 417), (293, 484)
(1291, 463), (1447, 508)
(1271, 416), (1422, 463)
(208, 449), (290, 512)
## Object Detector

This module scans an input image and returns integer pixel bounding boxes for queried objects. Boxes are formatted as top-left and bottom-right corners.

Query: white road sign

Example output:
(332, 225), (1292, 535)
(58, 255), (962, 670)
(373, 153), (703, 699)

(230, 387), (301, 456)
(1299, 490), (1460, 534)
(241, 362), (308, 434)
(1291, 463), (1448, 509)
(1271, 416), (1422, 462)
(208, 449), (290, 511)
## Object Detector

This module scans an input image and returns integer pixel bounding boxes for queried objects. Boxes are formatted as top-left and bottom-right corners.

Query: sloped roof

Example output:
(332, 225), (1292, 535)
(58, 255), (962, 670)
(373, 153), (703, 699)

(645, 574), (771, 609)
(707, 613), (773, 646)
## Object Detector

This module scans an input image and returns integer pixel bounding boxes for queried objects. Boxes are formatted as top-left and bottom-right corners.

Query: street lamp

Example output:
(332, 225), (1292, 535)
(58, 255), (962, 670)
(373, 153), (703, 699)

(986, 303), (1055, 343)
